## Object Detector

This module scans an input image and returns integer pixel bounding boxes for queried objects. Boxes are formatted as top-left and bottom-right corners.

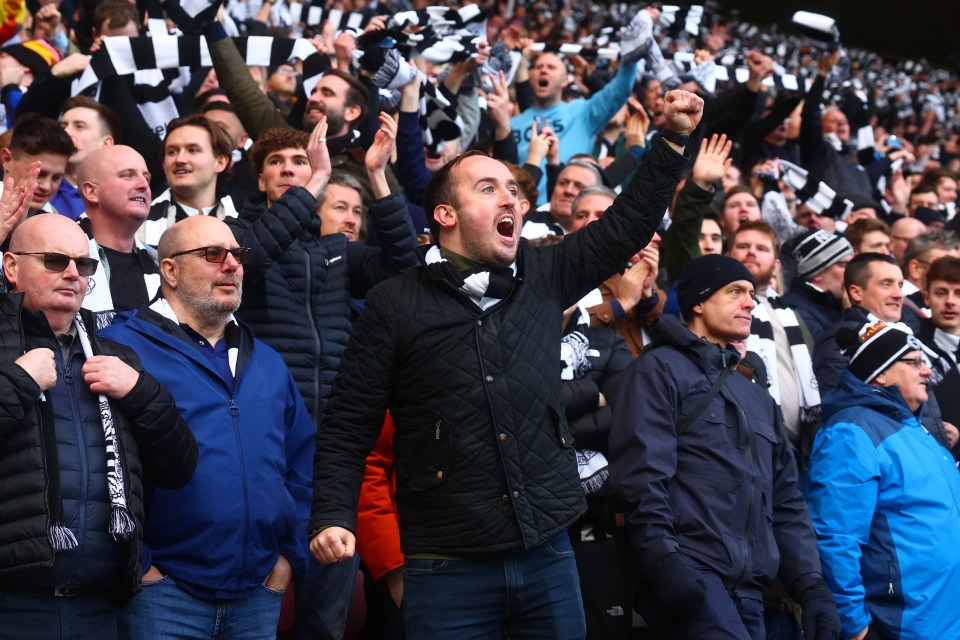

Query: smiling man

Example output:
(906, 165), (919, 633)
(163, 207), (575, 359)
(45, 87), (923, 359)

(609, 253), (839, 640)
(77, 145), (161, 317)
(139, 116), (235, 246)
(0, 112), (74, 216)
(310, 90), (702, 639)
(806, 321), (960, 640)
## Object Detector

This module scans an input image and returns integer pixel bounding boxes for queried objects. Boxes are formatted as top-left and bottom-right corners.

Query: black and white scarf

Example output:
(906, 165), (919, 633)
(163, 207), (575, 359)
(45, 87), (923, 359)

(58, 315), (136, 548)
(424, 245), (517, 311)
(747, 298), (821, 426)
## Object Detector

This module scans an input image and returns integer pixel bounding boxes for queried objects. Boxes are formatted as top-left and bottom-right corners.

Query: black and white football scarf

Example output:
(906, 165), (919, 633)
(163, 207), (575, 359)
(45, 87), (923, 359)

(424, 245), (517, 311)
(747, 299), (821, 426)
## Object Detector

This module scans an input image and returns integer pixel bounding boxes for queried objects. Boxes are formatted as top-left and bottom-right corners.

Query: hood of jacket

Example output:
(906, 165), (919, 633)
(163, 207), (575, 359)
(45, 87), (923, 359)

(648, 313), (742, 377)
(823, 369), (921, 426)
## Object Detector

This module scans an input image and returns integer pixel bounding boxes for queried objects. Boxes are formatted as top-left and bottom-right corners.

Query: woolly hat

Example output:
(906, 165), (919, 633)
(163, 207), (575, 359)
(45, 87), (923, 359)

(677, 254), (756, 320)
(793, 229), (854, 280)
(1, 39), (61, 77)
(837, 321), (926, 383)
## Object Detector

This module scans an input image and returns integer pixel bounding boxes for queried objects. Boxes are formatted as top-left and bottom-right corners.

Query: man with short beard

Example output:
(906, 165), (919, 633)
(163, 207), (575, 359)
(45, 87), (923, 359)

(204, 25), (403, 205)
(100, 216), (315, 639)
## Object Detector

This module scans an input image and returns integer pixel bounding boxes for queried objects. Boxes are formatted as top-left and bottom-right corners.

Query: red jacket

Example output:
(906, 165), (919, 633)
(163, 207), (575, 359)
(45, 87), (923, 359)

(356, 414), (402, 581)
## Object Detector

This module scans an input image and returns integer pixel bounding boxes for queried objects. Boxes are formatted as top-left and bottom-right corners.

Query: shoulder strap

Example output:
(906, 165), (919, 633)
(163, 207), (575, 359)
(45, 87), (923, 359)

(676, 367), (733, 436)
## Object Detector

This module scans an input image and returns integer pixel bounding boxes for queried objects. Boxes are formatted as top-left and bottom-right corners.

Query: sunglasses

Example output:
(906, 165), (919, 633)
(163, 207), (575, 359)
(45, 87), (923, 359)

(12, 252), (99, 276)
(169, 246), (252, 264)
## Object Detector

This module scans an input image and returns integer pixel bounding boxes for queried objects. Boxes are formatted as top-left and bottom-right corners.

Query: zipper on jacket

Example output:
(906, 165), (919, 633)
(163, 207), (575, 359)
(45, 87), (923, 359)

(887, 561), (895, 596)
(435, 420), (441, 440)
(58, 343), (88, 590)
(304, 252), (322, 422)
(228, 395), (252, 591)
(726, 346), (758, 586)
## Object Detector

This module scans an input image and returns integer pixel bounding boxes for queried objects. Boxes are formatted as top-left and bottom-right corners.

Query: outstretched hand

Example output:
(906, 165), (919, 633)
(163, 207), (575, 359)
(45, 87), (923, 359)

(0, 160), (39, 245)
(366, 112), (398, 175)
(662, 90), (704, 136)
(304, 116), (331, 199)
(691, 134), (732, 190)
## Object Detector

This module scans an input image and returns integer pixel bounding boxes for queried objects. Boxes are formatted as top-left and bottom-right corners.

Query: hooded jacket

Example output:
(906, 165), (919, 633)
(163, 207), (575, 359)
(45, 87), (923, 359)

(609, 313), (823, 591)
(806, 371), (960, 639)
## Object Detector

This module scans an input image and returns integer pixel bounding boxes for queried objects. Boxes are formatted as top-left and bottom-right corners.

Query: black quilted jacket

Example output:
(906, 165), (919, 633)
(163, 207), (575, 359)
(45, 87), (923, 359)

(227, 187), (418, 422)
(310, 138), (687, 555)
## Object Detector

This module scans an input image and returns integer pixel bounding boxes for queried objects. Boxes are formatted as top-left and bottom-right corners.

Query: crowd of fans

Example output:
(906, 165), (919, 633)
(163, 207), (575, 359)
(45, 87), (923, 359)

(1, 0), (959, 639)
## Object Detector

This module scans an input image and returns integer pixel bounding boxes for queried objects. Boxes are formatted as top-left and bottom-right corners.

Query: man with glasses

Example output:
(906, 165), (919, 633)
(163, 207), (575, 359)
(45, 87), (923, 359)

(100, 215), (315, 638)
(0, 213), (197, 637)
(806, 320), (960, 640)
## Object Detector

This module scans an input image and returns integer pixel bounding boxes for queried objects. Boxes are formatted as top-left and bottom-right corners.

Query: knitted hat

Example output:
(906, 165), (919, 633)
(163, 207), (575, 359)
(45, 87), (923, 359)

(677, 254), (757, 320)
(1, 39), (61, 77)
(793, 229), (854, 280)
(837, 321), (925, 383)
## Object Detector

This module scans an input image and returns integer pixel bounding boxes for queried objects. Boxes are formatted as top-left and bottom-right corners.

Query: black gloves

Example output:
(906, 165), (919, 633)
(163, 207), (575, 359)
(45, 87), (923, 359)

(796, 577), (842, 640)
(646, 552), (706, 615)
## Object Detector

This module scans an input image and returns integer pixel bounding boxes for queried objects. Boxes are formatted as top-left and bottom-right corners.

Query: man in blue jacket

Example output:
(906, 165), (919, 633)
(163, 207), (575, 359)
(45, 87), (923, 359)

(806, 321), (960, 640)
(102, 215), (315, 638)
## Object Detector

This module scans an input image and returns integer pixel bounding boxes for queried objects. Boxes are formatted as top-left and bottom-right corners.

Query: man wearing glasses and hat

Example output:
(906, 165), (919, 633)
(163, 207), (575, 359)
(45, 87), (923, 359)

(806, 320), (960, 640)
(100, 215), (315, 638)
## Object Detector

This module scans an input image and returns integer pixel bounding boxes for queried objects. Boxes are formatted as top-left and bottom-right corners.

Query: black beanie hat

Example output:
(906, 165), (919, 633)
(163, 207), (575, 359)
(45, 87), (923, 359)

(677, 254), (757, 320)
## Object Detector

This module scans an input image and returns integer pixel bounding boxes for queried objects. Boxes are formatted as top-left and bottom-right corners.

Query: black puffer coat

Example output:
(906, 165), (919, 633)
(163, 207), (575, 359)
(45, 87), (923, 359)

(0, 294), (196, 602)
(227, 187), (418, 421)
(310, 137), (687, 555)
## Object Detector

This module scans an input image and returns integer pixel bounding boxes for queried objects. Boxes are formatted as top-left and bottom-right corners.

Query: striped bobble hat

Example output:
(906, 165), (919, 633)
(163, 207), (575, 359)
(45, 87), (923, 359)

(793, 229), (854, 280)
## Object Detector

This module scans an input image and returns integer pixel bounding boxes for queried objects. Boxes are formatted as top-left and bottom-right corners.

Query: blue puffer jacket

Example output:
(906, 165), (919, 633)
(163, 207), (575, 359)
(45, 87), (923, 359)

(101, 307), (315, 600)
(806, 370), (960, 639)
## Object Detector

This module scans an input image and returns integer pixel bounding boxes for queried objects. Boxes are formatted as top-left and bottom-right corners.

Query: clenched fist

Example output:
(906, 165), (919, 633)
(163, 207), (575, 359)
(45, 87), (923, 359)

(663, 90), (705, 136)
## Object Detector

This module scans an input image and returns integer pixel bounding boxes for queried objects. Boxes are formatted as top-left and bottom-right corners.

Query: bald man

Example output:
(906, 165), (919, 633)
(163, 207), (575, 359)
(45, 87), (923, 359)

(77, 145), (160, 317)
(100, 216), (314, 639)
(890, 216), (928, 264)
(0, 213), (196, 637)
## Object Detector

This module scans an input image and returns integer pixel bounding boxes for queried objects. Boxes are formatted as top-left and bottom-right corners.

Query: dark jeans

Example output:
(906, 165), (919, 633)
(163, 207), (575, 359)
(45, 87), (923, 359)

(636, 567), (765, 640)
(0, 588), (119, 640)
(402, 531), (586, 639)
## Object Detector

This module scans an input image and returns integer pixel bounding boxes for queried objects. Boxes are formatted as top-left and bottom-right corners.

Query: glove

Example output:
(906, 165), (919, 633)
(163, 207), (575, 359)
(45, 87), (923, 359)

(797, 578), (842, 640)
(646, 552), (706, 615)
(618, 9), (653, 65)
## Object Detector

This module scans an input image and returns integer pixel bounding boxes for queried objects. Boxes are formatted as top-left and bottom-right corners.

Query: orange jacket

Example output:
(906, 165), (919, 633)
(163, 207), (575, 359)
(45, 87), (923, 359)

(355, 413), (402, 582)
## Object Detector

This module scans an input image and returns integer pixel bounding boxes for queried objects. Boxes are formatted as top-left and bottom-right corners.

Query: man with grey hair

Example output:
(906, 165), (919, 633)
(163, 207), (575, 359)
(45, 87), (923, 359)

(901, 230), (960, 316)
(523, 159), (604, 239)
(101, 215), (315, 638)
(571, 184), (664, 357)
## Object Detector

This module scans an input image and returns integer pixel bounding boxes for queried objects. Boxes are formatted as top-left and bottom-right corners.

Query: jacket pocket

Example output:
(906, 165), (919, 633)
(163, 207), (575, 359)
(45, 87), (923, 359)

(550, 405), (574, 449)
(407, 418), (455, 492)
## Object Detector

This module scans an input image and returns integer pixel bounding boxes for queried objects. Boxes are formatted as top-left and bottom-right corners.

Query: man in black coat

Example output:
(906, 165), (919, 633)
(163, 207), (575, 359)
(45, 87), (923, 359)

(309, 90), (703, 639)
(609, 254), (840, 640)
(0, 213), (196, 638)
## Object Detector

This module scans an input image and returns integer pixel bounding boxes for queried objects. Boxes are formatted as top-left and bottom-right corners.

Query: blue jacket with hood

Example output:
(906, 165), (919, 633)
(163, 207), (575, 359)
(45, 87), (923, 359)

(100, 305), (315, 600)
(806, 370), (960, 639)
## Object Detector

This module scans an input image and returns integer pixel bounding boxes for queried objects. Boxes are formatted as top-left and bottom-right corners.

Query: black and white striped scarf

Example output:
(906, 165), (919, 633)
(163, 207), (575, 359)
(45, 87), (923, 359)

(747, 298), (821, 426)
(63, 314), (136, 548)
(424, 245), (517, 311)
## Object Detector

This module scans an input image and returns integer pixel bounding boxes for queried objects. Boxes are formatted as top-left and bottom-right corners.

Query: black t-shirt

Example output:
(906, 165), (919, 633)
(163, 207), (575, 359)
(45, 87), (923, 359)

(101, 247), (149, 312)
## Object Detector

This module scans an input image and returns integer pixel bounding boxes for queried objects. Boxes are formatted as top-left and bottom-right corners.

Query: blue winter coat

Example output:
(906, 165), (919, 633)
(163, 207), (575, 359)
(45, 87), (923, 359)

(806, 370), (960, 639)
(101, 307), (315, 600)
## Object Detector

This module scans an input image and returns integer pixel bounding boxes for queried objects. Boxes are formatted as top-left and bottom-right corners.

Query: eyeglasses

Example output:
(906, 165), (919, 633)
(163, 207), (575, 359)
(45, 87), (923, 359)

(169, 246), (252, 264)
(12, 252), (99, 276)
(896, 356), (927, 370)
